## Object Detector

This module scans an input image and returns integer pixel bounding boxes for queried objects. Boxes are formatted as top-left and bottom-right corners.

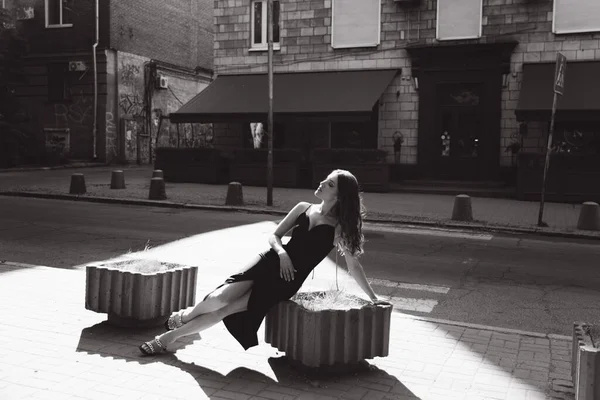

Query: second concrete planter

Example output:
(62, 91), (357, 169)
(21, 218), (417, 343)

(265, 291), (393, 368)
(85, 259), (198, 327)
(572, 322), (600, 400)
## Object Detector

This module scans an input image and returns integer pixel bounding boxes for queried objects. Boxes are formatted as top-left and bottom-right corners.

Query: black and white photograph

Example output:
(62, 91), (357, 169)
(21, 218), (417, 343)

(1, 0), (599, 399)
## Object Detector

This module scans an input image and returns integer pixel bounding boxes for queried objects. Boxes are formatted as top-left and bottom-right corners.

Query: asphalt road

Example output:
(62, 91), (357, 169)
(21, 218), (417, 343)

(1, 196), (599, 336)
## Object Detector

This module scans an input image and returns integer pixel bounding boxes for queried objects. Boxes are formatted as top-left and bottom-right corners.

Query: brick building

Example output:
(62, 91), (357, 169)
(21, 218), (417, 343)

(8, 0), (213, 164)
(172, 0), (600, 182)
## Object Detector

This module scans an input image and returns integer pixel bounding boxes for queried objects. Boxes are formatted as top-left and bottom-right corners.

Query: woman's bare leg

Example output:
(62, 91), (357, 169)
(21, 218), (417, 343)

(178, 255), (261, 323)
(180, 280), (253, 323)
(158, 287), (251, 347)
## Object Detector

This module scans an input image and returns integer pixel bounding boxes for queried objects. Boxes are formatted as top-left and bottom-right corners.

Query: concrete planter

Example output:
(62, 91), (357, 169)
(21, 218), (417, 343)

(264, 291), (393, 368)
(572, 322), (600, 400)
(85, 259), (198, 328)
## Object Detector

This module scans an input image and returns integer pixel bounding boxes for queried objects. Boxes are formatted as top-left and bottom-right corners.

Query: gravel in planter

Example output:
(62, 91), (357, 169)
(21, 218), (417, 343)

(103, 258), (182, 274)
(291, 290), (370, 311)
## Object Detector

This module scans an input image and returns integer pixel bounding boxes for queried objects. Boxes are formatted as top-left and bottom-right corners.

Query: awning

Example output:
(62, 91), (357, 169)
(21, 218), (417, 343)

(515, 61), (600, 121)
(170, 69), (399, 123)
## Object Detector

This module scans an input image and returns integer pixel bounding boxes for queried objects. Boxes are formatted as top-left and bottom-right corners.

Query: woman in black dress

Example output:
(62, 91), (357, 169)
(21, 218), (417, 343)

(139, 169), (382, 355)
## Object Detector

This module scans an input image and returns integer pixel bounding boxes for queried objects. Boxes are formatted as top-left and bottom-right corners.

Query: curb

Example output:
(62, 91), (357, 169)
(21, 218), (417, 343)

(1, 190), (599, 241)
(0, 162), (109, 173)
(395, 313), (572, 342)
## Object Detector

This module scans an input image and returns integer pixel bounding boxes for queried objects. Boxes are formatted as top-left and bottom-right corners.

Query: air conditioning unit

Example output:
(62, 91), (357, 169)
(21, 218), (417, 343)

(68, 61), (87, 72)
(156, 75), (169, 89)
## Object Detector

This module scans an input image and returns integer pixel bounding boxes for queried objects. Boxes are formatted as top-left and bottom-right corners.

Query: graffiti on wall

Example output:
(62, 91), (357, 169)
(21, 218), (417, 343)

(120, 61), (140, 87)
(123, 117), (149, 164)
(119, 93), (145, 116)
(118, 58), (145, 117)
(54, 92), (93, 127)
(105, 104), (117, 159)
(117, 54), (214, 161)
(167, 122), (214, 148)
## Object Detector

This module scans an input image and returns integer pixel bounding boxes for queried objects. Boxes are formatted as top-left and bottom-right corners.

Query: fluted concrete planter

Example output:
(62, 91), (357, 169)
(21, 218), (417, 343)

(85, 259), (198, 328)
(572, 322), (600, 400)
(265, 291), (393, 368)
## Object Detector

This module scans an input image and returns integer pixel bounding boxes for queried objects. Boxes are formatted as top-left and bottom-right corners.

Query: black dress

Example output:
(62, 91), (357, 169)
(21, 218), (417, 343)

(212, 204), (335, 350)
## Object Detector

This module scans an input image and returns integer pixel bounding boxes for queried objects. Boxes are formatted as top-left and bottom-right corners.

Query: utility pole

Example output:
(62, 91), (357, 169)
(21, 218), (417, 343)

(266, 0), (274, 206)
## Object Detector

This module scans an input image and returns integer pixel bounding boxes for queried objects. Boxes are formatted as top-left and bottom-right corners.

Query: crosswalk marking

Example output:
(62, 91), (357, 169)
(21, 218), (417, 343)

(369, 278), (451, 294)
(368, 277), (452, 313)
(381, 297), (439, 313)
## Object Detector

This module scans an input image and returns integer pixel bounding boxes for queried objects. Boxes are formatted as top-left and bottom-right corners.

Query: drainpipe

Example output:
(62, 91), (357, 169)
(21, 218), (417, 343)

(92, 0), (99, 159)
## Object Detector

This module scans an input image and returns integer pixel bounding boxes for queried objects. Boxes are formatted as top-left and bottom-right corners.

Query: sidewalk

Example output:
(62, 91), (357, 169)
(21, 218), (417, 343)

(0, 165), (598, 241)
(0, 262), (575, 400)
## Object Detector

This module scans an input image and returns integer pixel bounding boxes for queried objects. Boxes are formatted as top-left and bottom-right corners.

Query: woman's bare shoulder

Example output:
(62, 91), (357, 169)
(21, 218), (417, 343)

(286, 201), (312, 217)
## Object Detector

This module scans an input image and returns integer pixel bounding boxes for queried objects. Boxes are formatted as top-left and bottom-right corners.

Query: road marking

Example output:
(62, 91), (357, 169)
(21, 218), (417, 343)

(0, 260), (52, 269)
(367, 277), (452, 313)
(384, 297), (439, 313)
(369, 278), (450, 294)
(364, 223), (494, 241)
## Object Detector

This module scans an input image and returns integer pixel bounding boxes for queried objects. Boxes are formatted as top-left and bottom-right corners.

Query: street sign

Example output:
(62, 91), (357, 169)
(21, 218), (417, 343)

(554, 52), (567, 95)
(538, 52), (568, 227)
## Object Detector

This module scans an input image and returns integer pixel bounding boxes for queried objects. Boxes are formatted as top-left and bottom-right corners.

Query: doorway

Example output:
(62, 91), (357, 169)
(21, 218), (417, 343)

(436, 83), (484, 179)
(408, 42), (516, 182)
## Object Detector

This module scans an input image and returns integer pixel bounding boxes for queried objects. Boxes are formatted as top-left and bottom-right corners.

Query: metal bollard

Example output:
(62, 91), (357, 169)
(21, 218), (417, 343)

(451, 194), (473, 222)
(148, 177), (167, 200)
(577, 202), (600, 231)
(69, 173), (86, 195)
(110, 170), (126, 189)
(225, 182), (244, 206)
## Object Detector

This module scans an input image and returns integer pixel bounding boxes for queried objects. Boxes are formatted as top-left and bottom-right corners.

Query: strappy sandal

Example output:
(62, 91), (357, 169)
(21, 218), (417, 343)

(139, 336), (167, 356)
(164, 310), (185, 331)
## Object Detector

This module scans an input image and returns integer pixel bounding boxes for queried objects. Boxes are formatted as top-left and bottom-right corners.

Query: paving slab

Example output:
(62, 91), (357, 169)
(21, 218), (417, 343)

(0, 264), (575, 400)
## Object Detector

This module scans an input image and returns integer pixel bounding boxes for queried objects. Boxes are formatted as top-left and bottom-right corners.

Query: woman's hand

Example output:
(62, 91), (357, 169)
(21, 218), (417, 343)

(370, 296), (391, 306)
(278, 251), (296, 282)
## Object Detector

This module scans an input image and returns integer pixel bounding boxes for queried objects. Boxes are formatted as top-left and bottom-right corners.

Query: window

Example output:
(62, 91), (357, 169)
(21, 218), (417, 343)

(243, 121), (285, 149)
(250, 0), (280, 51)
(331, 121), (378, 148)
(436, 0), (482, 41)
(47, 64), (70, 102)
(332, 0), (380, 49)
(553, 0), (600, 34)
(45, 0), (72, 28)
(552, 122), (600, 155)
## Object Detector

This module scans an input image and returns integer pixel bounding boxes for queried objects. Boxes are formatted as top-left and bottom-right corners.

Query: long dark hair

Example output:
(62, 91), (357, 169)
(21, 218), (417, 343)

(331, 169), (366, 257)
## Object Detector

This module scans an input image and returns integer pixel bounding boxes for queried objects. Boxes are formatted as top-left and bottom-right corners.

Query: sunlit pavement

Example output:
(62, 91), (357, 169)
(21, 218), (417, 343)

(0, 221), (575, 400)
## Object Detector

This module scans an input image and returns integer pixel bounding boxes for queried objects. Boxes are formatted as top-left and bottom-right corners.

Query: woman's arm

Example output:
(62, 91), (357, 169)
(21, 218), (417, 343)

(269, 202), (310, 281)
(268, 201), (309, 255)
(343, 252), (379, 302)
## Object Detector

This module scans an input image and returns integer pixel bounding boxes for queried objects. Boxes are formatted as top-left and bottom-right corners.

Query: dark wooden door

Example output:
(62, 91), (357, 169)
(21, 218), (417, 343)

(417, 70), (501, 181)
(435, 83), (484, 179)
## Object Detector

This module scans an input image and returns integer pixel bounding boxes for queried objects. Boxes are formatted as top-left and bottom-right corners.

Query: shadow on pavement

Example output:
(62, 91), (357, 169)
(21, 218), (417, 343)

(427, 324), (574, 400)
(76, 321), (421, 399)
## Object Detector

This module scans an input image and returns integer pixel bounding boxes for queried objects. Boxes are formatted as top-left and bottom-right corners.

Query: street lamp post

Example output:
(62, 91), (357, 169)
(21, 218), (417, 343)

(266, 0), (274, 206)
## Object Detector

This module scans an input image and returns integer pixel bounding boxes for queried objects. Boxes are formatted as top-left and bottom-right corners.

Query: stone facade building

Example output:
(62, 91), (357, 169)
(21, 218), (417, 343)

(8, 0), (213, 164)
(173, 0), (600, 182)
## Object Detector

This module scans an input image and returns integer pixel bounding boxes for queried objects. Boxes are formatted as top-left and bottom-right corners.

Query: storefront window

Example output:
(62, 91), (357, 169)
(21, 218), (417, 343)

(330, 120), (377, 149)
(552, 122), (600, 154)
(243, 121), (285, 149)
